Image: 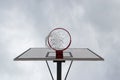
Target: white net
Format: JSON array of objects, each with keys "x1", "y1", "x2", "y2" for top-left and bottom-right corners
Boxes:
[{"x1": 48, "y1": 28, "x2": 71, "y2": 50}]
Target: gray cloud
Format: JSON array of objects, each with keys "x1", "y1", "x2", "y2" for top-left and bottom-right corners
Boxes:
[
  {"x1": 82, "y1": 0, "x2": 120, "y2": 80},
  {"x1": 0, "y1": 0, "x2": 120, "y2": 80}
]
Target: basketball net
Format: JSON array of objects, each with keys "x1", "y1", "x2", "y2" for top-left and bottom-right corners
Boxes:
[{"x1": 47, "y1": 28, "x2": 71, "y2": 59}]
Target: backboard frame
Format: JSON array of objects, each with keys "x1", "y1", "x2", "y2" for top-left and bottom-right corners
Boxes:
[
  {"x1": 14, "y1": 47, "x2": 104, "y2": 80},
  {"x1": 14, "y1": 48, "x2": 104, "y2": 61}
]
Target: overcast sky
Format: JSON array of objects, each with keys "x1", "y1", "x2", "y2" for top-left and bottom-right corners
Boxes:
[{"x1": 0, "y1": 0, "x2": 120, "y2": 80}]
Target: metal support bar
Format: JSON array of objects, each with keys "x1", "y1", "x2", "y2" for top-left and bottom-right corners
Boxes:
[
  {"x1": 46, "y1": 60, "x2": 73, "y2": 80},
  {"x1": 46, "y1": 60, "x2": 54, "y2": 80},
  {"x1": 57, "y1": 61, "x2": 62, "y2": 80},
  {"x1": 64, "y1": 60, "x2": 73, "y2": 80}
]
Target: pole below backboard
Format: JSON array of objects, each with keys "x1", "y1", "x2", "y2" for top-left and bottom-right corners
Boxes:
[{"x1": 57, "y1": 62, "x2": 62, "y2": 80}]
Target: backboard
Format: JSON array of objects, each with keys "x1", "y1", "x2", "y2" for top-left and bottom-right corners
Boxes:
[{"x1": 14, "y1": 48, "x2": 104, "y2": 61}]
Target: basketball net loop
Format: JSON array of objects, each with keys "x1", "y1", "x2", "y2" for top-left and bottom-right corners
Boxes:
[{"x1": 48, "y1": 28, "x2": 71, "y2": 59}]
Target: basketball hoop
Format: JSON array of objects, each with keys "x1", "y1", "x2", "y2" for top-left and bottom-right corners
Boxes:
[
  {"x1": 14, "y1": 28, "x2": 104, "y2": 80},
  {"x1": 47, "y1": 28, "x2": 71, "y2": 59}
]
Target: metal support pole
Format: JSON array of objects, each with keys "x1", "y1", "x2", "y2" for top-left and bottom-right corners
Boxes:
[
  {"x1": 57, "y1": 61, "x2": 62, "y2": 80},
  {"x1": 47, "y1": 60, "x2": 72, "y2": 80}
]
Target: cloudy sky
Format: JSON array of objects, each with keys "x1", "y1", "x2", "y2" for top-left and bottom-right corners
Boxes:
[{"x1": 0, "y1": 0, "x2": 120, "y2": 80}]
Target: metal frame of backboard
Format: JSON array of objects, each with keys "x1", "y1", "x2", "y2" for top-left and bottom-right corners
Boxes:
[
  {"x1": 14, "y1": 48, "x2": 104, "y2": 61},
  {"x1": 14, "y1": 48, "x2": 104, "y2": 80}
]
